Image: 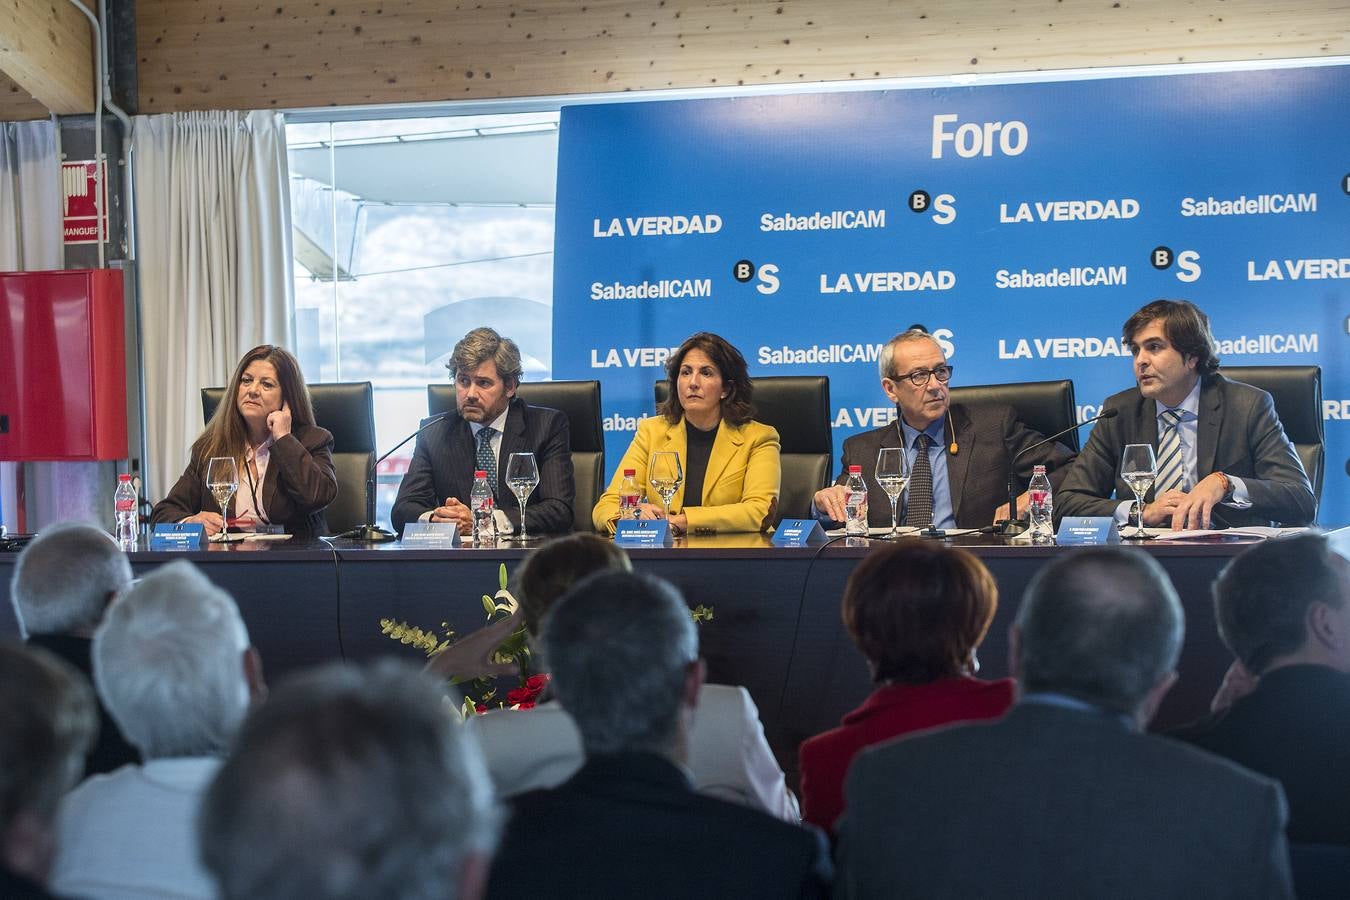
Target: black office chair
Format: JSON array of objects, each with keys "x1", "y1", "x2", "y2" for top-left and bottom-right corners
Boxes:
[
  {"x1": 1221, "y1": 365, "x2": 1325, "y2": 504},
  {"x1": 948, "y1": 379, "x2": 1080, "y2": 451},
  {"x1": 202, "y1": 382, "x2": 376, "y2": 535},
  {"x1": 428, "y1": 380, "x2": 604, "y2": 533},
  {"x1": 654, "y1": 375, "x2": 832, "y2": 523}
]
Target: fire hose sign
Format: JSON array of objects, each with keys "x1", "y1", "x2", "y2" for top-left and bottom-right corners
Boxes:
[{"x1": 62, "y1": 160, "x2": 108, "y2": 245}]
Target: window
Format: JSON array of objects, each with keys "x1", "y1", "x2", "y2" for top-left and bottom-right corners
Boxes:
[{"x1": 285, "y1": 113, "x2": 559, "y2": 527}]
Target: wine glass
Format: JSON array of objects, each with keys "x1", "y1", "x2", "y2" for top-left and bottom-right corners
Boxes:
[
  {"x1": 205, "y1": 457, "x2": 239, "y2": 543},
  {"x1": 874, "y1": 447, "x2": 910, "y2": 538},
  {"x1": 1120, "y1": 444, "x2": 1157, "y2": 539},
  {"x1": 505, "y1": 452, "x2": 541, "y2": 542},
  {"x1": 649, "y1": 451, "x2": 684, "y2": 521}
]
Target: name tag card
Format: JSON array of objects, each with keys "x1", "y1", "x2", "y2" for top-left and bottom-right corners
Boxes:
[
  {"x1": 772, "y1": 519, "x2": 827, "y2": 547},
  {"x1": 401, "y1": 522, "x2": 460, "y2": 548},
  {"x1": 150, "y1": 523, "x2": 206, "y2": 550},
  {"x1": 1056, "y1": 517, "x2": 1120, "y2": 546},
  {"x1": 615, "y1": 519, "x2": 673, "y2": 547}
]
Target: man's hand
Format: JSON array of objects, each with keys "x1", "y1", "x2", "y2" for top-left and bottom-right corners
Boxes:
[
  {"x1": 993, "y1": 491, "x2": 1032, "y2": 523},
  {"x1": 1210, "y1": 659, "x2": 1259, "y2": 713},
  {"x1": 814, "y1": 485, "x2": 848, "y2": 522},
  {"x1": 182, "y1": 511, "x2": 225, "y2": 536},
  {"x1": 266, "y1": 402, "x2": 292, "y2": 441},
  {"x1": 430, "y1": 497, "x2": 473, "y2": 529},
  {"x1": 1141, "y1": 489, "x2": 1189, "y2": 527},
  {"x1": 1142, "y1": 475, "x2": 1227, "y2": 530}
]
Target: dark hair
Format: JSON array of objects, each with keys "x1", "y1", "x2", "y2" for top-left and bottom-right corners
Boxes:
[
  {"x1": 448, "y1": 327, "x2": 523, "y2": 388},
  {"x1": 843, "y1": 540, "x2": 998, "y2": 684},
  {"x1": 1016, "y1": 548, "x2": 1183, "y2": 715},
  {"x1": 512, "y1": 534, "x2": 631, "y2": 636},
  {"x1": 659, "y1": 332, "x2": 756, "y2": 426},
  {"x1": 1214, "y1": 533, "x2": 1350, "y2": 675},
  {"x1": 1122, "y1": 299, "x2": 1220, "y2": 376},
  {"x1": 194, "y1": 345, "x2": 316, "y2": 466}
]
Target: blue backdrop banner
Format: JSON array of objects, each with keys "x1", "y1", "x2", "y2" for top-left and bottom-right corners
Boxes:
[{"x1": 553, "y1": 65, "x2": 1349, "y2": 525}]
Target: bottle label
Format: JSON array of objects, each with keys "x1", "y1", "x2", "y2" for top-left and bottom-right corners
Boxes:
[
  {"x1": 1029, "y1": 490, "x2": 1050, "y2": 505},
  {"x1": 115, "y1": 499, "x2": 135, "y2": 512}
]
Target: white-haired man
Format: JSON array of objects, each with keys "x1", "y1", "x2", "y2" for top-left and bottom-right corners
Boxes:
[{"x1": 48, "y1": 561, "x2": 264, "y2": 900}]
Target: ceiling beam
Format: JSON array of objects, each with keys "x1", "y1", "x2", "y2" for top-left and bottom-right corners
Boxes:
[{"x1": 0, "y1": 0, "x2": 95, "y2": 115}]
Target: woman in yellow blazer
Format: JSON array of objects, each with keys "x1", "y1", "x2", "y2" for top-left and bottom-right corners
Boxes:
[{"x1": 593, "y1": 332, "x2": 781, "y2": 535}]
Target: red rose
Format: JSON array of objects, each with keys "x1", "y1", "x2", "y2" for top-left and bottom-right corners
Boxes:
[
  {"x1": 516, "y1": 701, "x2": 536, "y2": 710},
  {"x1": 525, "y1": 674, "x2": 550, "y2": 693},
  {"x1": 506, "y1": 687, "x2": 533, "y2": 705},
  {"x1": 474, "y1": 704, "x2": 488, "y2": 714}
]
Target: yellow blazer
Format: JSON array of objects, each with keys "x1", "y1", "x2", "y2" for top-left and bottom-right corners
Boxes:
[{"x1": 592, "y1": 416, "x2": 781, "y2": 535}]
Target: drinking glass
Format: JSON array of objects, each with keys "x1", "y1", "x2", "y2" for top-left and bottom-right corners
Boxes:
[
  {"x1": 874, "y1": 447, "x2": 910, "y2": 538},
  {"x1": 649, "y1": 451, "x2": 684, "y2": 521},
  {"x1": 505, "y1": 452, "x2": 541, "y2": 542},
  {"x1": 1120, "y1": 443, "x2": 1157, "y2": 539},
  {"x1": 205, "y1": 457, "x2": 239, "y2": 543}
]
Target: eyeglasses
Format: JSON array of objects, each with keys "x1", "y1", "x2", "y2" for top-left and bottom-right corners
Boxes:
[{"x1": 893, "y1": 365, "x2": 953, "y2": 387}]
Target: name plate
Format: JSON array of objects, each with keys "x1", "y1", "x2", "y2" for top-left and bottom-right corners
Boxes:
[
  {"x1": 772, "y1": 519, "x2": 827, "y2": 547},
  {"x1": 149, "y1": 523, "x2": 206, "y2": 550},
  {"x1": 615, "y1": 519, "x2": 673, "y2": 547},
  {"x1": 401, "y1": 522, "x2": 460, "y2": 548},
  {"x1": 1056, "y1": 516, "x2": 1120, "y2": 546}
]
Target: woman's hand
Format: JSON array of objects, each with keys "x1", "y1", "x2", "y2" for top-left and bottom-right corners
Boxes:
[
  {"x1": 181, "y1": 511, "x2": 225, "y2": 536},
  {"x1": 266, "y1": 402, "x2": 292, "y2": 441},
  {"x1": 634, "y1": 503, "x2": 667, "y2": 520}
]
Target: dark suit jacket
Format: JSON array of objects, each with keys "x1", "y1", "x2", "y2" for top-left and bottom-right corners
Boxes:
[
  {"x1": 1173, "y1": 665, "x2": 1350, "y2": 846},
  {"x1": 390, "y1": 397, "x2": 574, "y2": 535},
  {"x1": 829, "y1": 402, "x2": 1076, "y2": 528},
  {"x1": 1056, "y1": 374, "x2": 1316, "y2": 526},
  {"x1": 27, "y1": 633, "x2": 139, "y2": 778},
  {"x1": 835, "y1": 702, "x2": 1293, "y2": 899},
  {"x1": 150, "y1": 424, "x2": 337, "y2": 538},
  {"x1": 486, "y1": 752, "x2": 831, "y2": 899}
]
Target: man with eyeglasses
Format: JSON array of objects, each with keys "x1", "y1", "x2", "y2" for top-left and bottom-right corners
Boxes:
[{"x1": 813, "y1": 328, "x2": 1076, "y2": 531}]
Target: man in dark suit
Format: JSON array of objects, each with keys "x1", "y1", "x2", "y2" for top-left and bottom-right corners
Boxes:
[
  {"x1": 391, "y1": 327, "x2": 575, "y2": 536},
  {"x1": 814, "y1": 328, "x2": 1075, "y2": 529},
  {"x1": 1057, "y1": 299, "x2": 1315, "y2": 529},
  {"x1": 835, "y1": 547, "x2": 1294, "y2": 899},
  {"x1": 486, "y1": 570, "x2": 832, "y2": 899},
  {"x1": 9, "y1": 523, "x2": 139, "y2": 778},
  {"x1": 1173, "y1": 533, "x2": 1350, "y2": 846}
]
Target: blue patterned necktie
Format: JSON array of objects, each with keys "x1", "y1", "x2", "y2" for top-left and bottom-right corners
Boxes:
[
  {"x1": 904, "y1": 433, "x2": 935, "y2": 527},
  {"x1": 1155, "y1": 408, "x2": 1186, "y2": 494},
  {"x1": 475, "y1": 426, "x2": 498, "y2": 497}
]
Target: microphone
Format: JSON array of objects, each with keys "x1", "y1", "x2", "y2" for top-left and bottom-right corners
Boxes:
[
  {"x1": 992, "y1": 408, "x2": 1118, "y2": 536},
  {"x1": 339, "y1": 413, "x2": 449, "y2": 543}
]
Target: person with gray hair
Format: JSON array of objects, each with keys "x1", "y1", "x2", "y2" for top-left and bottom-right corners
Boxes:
[
  {"x1": 48, "y1": 560, "x2": 264, "y2": 900},
  {"x1": 198, "y1": 660, "x2": 499, "y2": 900},
  {"x1": 391, "y1": 325, "x2": 575, "y2": 537},
  {"x1": 1174, "y1": 533, "x2": 1350, "y2": 846},
  {"x1": 0, "y1": 642, "x2": 97, "y2": 899},
  {"x1": 9, "y1": 522, "x2": 138, "y2": 777},
  {"x1": 835, "y1": 547, "x2": 1295, "y2": 899},
  {"x1": 486, "y1": 570, "x2": 831, "y2": 898},
  {"x1": 812, "y1": 326, "x2": 1074, "y2": 530}
]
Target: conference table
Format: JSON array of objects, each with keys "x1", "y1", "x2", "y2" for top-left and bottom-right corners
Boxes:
[{"x1": 0, "y1": 531, "x2": 1263, "y2": 782}]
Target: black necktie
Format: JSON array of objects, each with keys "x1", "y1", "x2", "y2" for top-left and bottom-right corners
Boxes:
[{"x1": 905, "y1": 433, "x2": 934, "y2": 527}]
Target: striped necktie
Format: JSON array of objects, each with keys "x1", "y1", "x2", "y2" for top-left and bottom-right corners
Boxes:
[
  {"x1": 904, "y1": 433, "x2": 935, "y2": 527},
  {"x1": 475, "y1": 426, "x2": 498, "y2": 497},
  {"x1": 1154, "y1": 408, "x2": 1187, "y2": 493}
]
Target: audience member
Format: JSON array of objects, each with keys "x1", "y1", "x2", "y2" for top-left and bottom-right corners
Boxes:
[
  {"x1": 486, "y1": 570, "x2": 831, "y2": 898},
  {"x1": 462, "y1": 533, "x2": 799, "y2": 820},
  {"x1": 49, "y1": 561, "x2": 263, "y2": 900},
  {"x1": 199, "y1": 660, "x2": 498, "y2": 900},
  {"x1": 0, "y1": 641, "x2": 97, "y2": 899},
  {"x1": 9, "y1": 522, "x2": 139, "y2": 776},
  {"x1": 1173, "y1": 533, "x2": 1350, "y2": 845},
  {"x1": 798, "y1": 540, "x2": 1013, "y2": 833},
  {"x1": 835, "y1": 547, "x2": 1294, "y2": 899}
]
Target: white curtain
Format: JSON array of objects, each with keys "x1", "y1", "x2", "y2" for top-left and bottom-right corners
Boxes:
[
  {"x1": 0, "y1": 119, "x2": 63, "y2": 532},
  {"x1": 133, "y1": 110, "x2": 294, "y2": 501}
]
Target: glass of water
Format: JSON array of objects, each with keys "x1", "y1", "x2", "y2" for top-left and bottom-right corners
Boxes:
[
  {"x1": 505, "y1": 452, "x2": 541, "y2": 542},
  {"x1": 874, "y1": 447, "x2": 909, "y2": 538},
  {"x1": 1120, "y1": 443, "x2": 1157, "y2": 539}
]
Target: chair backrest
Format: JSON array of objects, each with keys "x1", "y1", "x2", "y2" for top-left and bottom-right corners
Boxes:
[
  {"x1": 947, "y1": 379, "x2": 1080, "y2": 452},
  {"x1": 1220, "y1": 365, "x2": 1324, "y2": 502},
  {"x1": 427, "y1": 380, "x2": 604, "y2": 533},
  {"x1": 654, "y1": 375, "x2": 832, "y2": 522},
  {"x1": 202, "y1": 382, "x2": 375, "y2": 535}
]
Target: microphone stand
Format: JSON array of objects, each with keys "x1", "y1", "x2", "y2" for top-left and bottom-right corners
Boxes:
[
  {"x1": 991, "y1": 408, "x2": 1118, "y2": 536},
  {"x1": 341, "y1": 413, "x2": 448, "y2": 543}
]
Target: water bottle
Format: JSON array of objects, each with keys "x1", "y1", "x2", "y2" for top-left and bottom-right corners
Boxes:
[
  {"x1": 618, "y1": 469, "x2": 642, "y2": 519},
  {"x1": 844, "y1": 465, "x2": 869, "y2": 536},
  {"x1": 1028, "y1": 465, "x2": 1054, "y2": 545},
  {"x1": 114, "y1": 474, "x2": 137, "y2": 550},
  {"x1": 470, "y1": 470, "x2": 495, "y2": 546}
]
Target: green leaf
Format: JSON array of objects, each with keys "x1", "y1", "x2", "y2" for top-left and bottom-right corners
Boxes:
[
  {"x1": 480, "y1": 593, "x2": 496, "y2": 618},
  {"x1": 499, "y1": 562, "x2": 509, "y2": 592}
]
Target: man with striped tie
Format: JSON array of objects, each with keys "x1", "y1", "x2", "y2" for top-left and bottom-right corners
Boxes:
[{"x1": 1057, "y1": 300, "x2": 1316, "y2": 529}]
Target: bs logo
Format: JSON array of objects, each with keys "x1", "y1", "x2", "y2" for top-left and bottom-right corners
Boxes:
[
  {"x1": 734, "y1": 260, "x2": 779, "y2": 295},
  {"x1": 1150, "y1": 246, "x2": 1201, "y2": 283},
  {"x1": 908, "y1": 190, "x2": 956, "y2": 225}
]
